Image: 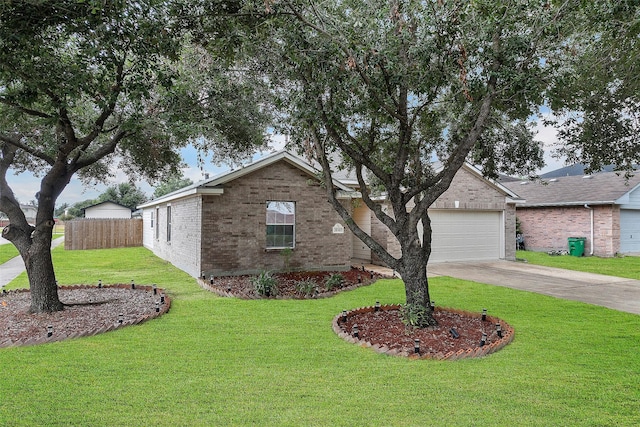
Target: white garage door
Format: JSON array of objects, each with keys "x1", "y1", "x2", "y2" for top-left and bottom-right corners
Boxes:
[
  {"x1": 421, "y1": 210, "x2": 502, "y2": 262},
  {"x1": 352, "y1": 205, "x2": 372, "y2": 261},
  {"x1": 620, "y1": 209, "x2": 640, "y2": 253}
]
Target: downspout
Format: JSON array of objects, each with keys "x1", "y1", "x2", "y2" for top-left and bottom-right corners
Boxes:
[{"x1": 584, "y1": 204, "x2": 594, "y2": 255}]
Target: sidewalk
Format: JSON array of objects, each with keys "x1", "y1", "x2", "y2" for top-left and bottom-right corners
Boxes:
[{"x1": 0, "y1": 237, "x2": 65, "y2": 288}]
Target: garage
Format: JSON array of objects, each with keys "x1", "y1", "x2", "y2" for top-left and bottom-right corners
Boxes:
[
  {"x1": 620, "y1": 209, "x2": 640, "y2": 253},
  {"x1": 421, "y1": 210, "x2": 503, "y2": 262}
]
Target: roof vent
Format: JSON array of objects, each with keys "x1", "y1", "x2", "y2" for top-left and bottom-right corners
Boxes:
[
  {"x1": 582, "y1": 175, "x2": 592, "y2": 179},
  {"x1": 519, "y1": 181, "x2": 528, "y2": 185},
  {"x1": 549, "y1": 178, "x2": 558, "y2": 182},
  {"x1": 204, "y1": 173, "x2": 210, "y2": 179}
]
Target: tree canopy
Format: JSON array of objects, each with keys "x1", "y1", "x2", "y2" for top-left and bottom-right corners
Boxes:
[
  {"x1": 153, "y1": 174, "x2": 193, "y2": 198},
  {"x1": 549, "y1": 1, "x2": 640, "y2": 174},
  {"x1": 237, "y1": 0, "x2": 596, "y2": 325},
  {"x1": 0, "y1": 0, "x2": 269, "y2": 312}
]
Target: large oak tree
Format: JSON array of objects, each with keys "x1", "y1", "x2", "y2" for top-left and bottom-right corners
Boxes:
[
  {"x1": 241, "y1": 0, "x2": 592, "y2": 326},
  {"x1": 0, "y1": 0, "x2": 267, "y2": 312}
]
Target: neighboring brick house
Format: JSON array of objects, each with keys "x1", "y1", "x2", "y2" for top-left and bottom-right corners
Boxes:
[
  {"x1": 502, "y1": 170, "x2": 640, "y2": 256},
  {"x1": 139, "y1": 151, "x2": 522, "y2": 278}
]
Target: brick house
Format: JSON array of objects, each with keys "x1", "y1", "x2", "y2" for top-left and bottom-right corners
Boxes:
[
  {"x1": 138, "y1": 151, "x2": 355, "y2": 277},
  {"x1": 139, "y1": 151, "x2": 522, "y2": 278},
  {"x1": 502, "y1": 171, "x2": 640, "y2": 256},
  {"x1": 348, "y1": 163, "x2": 522, "y2": 265}
]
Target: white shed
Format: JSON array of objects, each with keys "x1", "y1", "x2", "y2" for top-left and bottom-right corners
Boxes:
[{"x1": 83, "y1": 201, "x2": 132, "y2": 219}]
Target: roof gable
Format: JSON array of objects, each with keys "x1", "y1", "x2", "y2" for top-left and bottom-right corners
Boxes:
[
  {"x1": 138, "y1": 151, "x2": 353, "y2": 208},
  {"x1": 83, "y1": 201, "x2": 132, "y2": 212}
]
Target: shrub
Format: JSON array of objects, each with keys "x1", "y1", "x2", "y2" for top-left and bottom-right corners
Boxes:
[
  {"x1": 295, "y1": 279, "x2": 317, "y2": 296},
  {"x1": 400, "y1": 303, "x2": 431, "y2": 328},
  {"x1": 251, "y1": 271, "x2": 278, "y2": 297},
  {"x1": 325, "y1": 273, "x2": 344, "y2": 291}
]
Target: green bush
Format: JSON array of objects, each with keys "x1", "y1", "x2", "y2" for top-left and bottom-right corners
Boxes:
[
  {"x1": 295, "y1": 279, "x2": 317, "y2": 296},
  {"x1": 250, "y1": 271, "x2": 278, "y2": 297},
  {"x1": 325, "y1": 273, "x2": 344, "y2": 291},
  {"x1": 400, "y1": 302, "x2": 431, "y2": 328}
]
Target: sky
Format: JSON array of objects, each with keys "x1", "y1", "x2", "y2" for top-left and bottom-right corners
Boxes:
[{"x1": 5, "y1": 121, "x2": 566, "y2": 208}]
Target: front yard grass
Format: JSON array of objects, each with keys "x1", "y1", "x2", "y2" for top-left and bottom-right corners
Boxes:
[
  {"x1": 517, "y1": 249, "x2": 640, "y2": 280},
  {"x1": 1, "y1": 247, "x2": 639, "y2": 426},
  {"x1": 0, "y1": 243, "x2": 19, "y2": 264}
]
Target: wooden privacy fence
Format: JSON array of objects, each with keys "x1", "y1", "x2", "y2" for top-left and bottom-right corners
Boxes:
[{"x1": 65, "y1": 218, "x2": 143, "y2": 250}]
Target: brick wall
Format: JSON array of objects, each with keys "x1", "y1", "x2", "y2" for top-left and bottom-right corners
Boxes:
[
  {"x1": 148, "y1": 197, "x2": 203, "y2": 277},
  {"x1": 516, "y1": 205, "x2": 619, "y2": 256},
  {"x1": 200, "y1": 160, "x2": 352, "y2": 276}
]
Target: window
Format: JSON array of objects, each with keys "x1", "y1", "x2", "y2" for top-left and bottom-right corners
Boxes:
[
  {"x1": 166, "y1": 205, "x2": 172, "y2": 242},
  {"x1": 266, "y1": 201, "x2": 295, "y2": 249},
  {"x1": 150, "y1": 211, "x2": 154, "y2": 228},
  {"x1": 155, "y1": 207, "x2": 160, "y2": 240}
]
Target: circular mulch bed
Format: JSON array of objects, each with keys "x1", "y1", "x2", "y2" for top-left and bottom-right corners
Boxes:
[
  {"x1": 0, "y1": 285, "x2": 171, "y2": 348},
  {"x1": 333, "y1": 304, "x2": 514, "y2": 360},
  {"x1": 199, "y1": 267, "x2": 383, "y2": 299}
]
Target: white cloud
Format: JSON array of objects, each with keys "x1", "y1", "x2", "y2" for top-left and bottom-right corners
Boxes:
[{"x1": 531, "y1": 116, "x2": 567, "y2": 174}]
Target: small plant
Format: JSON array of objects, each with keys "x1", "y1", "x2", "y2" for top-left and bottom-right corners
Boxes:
[
  {"x1": 400, "y1": 302, "x2": 432, "y2": 329},
  {"x1": 251, "y1": 271, "x2": 278, "y2": 297},
  {"x1": 325, "y1": 273, "x2": 344, "y2": 291},
  {"x1": 295, "y1": 279, "x2": 317, "y2": 296}
]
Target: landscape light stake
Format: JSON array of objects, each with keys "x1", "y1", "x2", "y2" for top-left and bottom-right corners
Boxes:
[
  {"x1": 160, "y1": 294, "x2": 165, "y2": 304},
  {"x1": 358, "y1": 275, "x2": 362, "y2": 283},
  {"x1": 342, "y1": 310, "x2": 348, "y2": 323},
  {"x1": 449, "y1": 328, "x2": 460, "y2": 339},
  {"x1": 352, "y1": 324, "x2": 359, "y2": 338},
  {"x1": 361, "y1": 265, "x2": 365, "y2": 271},
  {"x1": 430, "y1": 301, "x2": 435, "y2": 310},
  {"x1": 47, "y1": 325, "x2": 53, "y2": 338},
  {"x1": 482, "y1": 308, "x2": 487, "y2": 321},
  {"x1": 414, "y1": 339, "x2": 420, "y2": 354},
  {"x1": 153, "y1": 284, "x2": 157, "y2": 295},
  {"x1": 155, "y1": 302, "x2": 160, "y2": 313},
  {"x1": 131, "y1": 279, "x2": 135, "y2": 290},
  {"x1": 370, "y1": 272, "x2": 373, "y2": 279},
  {"x1": 375, "y1": 301, "x2": 380, "y2": 312},
  {"x1": 496, "y1": 324, "x2": 502, "y2": 338},
  {"x1": 118, "y1": 314, "x2": 124, "y2": 324},
  {"x1": 98, "y1": 279, "x2": 102, "y2": 288},
  {"x1": 210, "y1": 275, "x2": 214, "y2": 285},
  {"x1": 480, "y1": 333, "x2": 487, "y2": 347}
]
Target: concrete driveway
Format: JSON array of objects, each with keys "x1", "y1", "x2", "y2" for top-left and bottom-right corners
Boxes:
[{"x1": 428, "y1": 260, "x2": 640, "y2": 315}]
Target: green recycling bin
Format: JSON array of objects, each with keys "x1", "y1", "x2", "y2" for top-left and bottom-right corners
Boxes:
[{"x1": 568, "y1": 237, "x2": 586, "y2": 257}]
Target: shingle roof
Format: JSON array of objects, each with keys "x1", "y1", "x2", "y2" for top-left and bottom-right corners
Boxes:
[{"x1": 502, "y1": 172, "x2": 640, "y2": 206}]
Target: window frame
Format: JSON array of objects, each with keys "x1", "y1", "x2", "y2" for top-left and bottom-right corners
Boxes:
[{"x1": 266, "y1": 201, "x2": 295, "y2": 249}]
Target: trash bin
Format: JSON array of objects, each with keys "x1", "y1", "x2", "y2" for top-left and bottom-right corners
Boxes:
[{"x1": 568, "y1": 237, "x2": 586, "y2": 257}]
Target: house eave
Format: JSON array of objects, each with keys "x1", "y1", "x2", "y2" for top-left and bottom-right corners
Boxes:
[
  {"x1": 516, "y1": 201, "x2": 615, "y2": 208},
  {"x1": 137, "y1": 188, "x2": 224, "y2": 209}
]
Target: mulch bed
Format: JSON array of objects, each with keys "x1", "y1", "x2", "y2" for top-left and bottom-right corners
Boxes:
[
  {"x1": 0, "y1": 285, "x2": 171, "y2": 348},
  {"x1": 334, "y1": 304, "x2": 514, "y2": 360},
  {"x1": 199, "y1": 267, "x2": 384, "y2": 299}
]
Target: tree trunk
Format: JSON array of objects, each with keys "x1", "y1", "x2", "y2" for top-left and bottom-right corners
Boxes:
[
  {"x1": 395, "y1": 223, "x2": 437, "y2": 327},
  {"x1": 25, "y1": 229, "x2": 63, "y2": 313}
]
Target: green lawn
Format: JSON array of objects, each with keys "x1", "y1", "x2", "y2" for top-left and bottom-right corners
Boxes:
[
  {"x1": 517, "y1": 250, "x2": 640, "y2": 280},
  {"x1": 0, "y1": 243, "x2": 19, "y2": 264},
  {"x1": 0, "y1": 234, "x2": 63, "y2": 264},
  {"x1": 1, "y1": 247, "x2": 639, "y2": 426}
]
